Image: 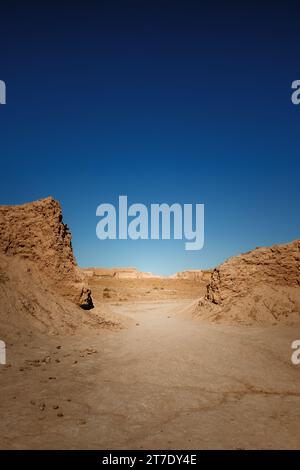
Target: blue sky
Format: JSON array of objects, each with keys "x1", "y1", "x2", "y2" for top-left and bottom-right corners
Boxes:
[{"x1": 0, "y1": 1, "x2": 300, "y2": 275}]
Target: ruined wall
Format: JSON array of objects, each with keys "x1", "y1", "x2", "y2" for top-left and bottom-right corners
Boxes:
[
  {"x1": 0, "y1": 197, "x2": 93, "y2": 309},
  {"x1": 206, "y1": 239, "x2": 300, "y2": 305}
]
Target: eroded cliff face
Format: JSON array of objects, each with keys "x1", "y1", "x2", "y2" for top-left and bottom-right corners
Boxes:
[
  {"x1": 206, "y1": 239, "x2": 300, "y2": 305},
  {"x1": 190, "y1": 239, "x2": 300, "y2": 325},
  {"x1": 0, "y1": 197, "x2": 93, "y2": 309},
  {"x1": 171, "y1": 270, "x2": 212, "y2": 281}
]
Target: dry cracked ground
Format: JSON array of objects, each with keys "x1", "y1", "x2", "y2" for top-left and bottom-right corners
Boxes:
[{"x1": 1, "y1": 278, "x2": 300, "y2": 450}]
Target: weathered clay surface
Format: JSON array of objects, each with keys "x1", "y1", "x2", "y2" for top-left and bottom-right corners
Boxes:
[
  {"x1": 192, "y1": 239, "x2": 300, "y2": 325},
  {"x1": 0, "y1": 197, "x2": 93, "y2": 309}
]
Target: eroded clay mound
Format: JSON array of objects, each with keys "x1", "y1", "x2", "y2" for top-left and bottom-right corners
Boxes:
[
  {"x1": 82, "y1": 267, "x2": 161, "y2": 279},
  {"x1": 195, "y1": 239, "x2": 300, "y2": 325},
  {"x1": 0, "y1": 197, "x2": 93, "y2": 309},
  {"x1": 0, "y1": 254, "x2": 125, "y2": 337},
  {"x1": 206, "y1": 239, "x2": 300, "y2": 305},
  {"x1": 193, "y1": 285, "x2": 300, "y2": 325},
  {"x1": 170, "y1": 270, "x2": 212, "y2": 281}
]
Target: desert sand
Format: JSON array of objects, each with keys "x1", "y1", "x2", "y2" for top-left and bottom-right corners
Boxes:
[{"x1": 0, "y1": 197, "x2": 300, "y2": 449}]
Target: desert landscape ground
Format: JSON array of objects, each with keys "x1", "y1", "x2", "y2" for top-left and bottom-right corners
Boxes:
[{"x1": 0, "y1": 197, "x2": 300, "y2": 449}]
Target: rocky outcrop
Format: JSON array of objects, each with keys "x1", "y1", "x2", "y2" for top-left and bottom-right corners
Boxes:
[
  {"x1": 206, "y1": 239, "x2": 300, "y2": 305},
  {"x1": 113, "y1": 268, "x2": 160, "y2": 279},
  {"x1": 0, "y1": 197, "x2": 93, "y2": 309},
  {"x1": 171, "y1": 270, "x2": 212, "y2": 281},
  {"x1": 194, "y1": 239, "x2": 300, "y2": 325},
  {"x1": 81, "y1": 267, "x2": 161, "y2": 279}
]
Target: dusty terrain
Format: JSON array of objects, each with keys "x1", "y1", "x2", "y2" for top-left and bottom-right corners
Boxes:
[
  {"x1": 88, "y1": 276, "x2": 207, "y2": 303},
  {"x1": 1, "y1": 293, "x2": 300, "y2": 449},
  {"x1": 1, "y1": 197, "x2": 300, "y2": 449}
]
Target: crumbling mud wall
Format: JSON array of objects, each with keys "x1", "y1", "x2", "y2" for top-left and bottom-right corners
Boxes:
[
  {"x1": 0, "y1": 197, "x2": 93, "y2": 309},
  {"x1": 193, "y1": 239, "x2": 300, "y2": 325},
  {"x1": 206, "y1": 239, "x2": 300, "y2": 305}
]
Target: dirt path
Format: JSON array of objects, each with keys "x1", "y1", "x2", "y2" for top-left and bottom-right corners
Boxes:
[{"x1": 1, "y1": 300, "x2": 300, "y2": 449}]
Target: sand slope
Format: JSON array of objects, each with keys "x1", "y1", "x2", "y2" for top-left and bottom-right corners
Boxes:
[{"x1": 0, "y1": 253, "x2": 126, "y2": 340}]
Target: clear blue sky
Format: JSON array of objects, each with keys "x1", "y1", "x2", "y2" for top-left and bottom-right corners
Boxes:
[{"x1": 0, "y1": 1, "x2": 300, "y2": 275}]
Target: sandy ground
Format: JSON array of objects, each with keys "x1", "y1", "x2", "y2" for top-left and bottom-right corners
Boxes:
[
  {"x1": 1, "y1": 292, "x2": 300, "y2": 450},
  {"x1": 88, "y1": 277, "x2": 205, "y2": 303}
]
